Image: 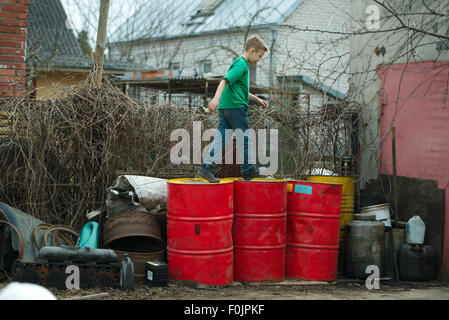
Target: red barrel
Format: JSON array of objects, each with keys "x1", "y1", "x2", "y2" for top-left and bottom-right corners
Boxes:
[
  {"x1": 286, "y1": 180, "x2": 342, "y2": 280},
  {"x1": 233, "y1": 179, "x2": 287, "y2": 282},
  {"x1": 167, "y1": 178, "x2": 233, "y2": 286}
]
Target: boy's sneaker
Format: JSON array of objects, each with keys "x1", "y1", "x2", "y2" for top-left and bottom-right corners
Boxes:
[
  {"x1": 197, "y1": 166, "x2": 220, "y2": 183},
  {"x1": 242, "y1": 167, "x2": 262, "y2": 181}
]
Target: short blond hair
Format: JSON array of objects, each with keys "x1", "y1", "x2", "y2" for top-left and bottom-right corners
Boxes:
[{"x1": 245, "y1": 35, "x2": 268, "y2": 52}]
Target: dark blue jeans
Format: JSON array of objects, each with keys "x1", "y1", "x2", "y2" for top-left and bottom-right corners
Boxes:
[{"x1": 202, "y1": 106, "x2": 255, "y2": 175}]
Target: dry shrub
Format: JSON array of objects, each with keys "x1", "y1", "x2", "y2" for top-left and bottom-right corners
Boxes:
[{"x1": 0, "y1": 71, "x2": 357, "y2": 229}]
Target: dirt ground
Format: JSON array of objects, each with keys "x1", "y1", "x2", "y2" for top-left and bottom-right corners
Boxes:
[{"x1": 2, "y1": 277, "x2": 448, "y2": 301}]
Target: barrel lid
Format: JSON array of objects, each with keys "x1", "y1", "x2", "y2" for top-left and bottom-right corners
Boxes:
[
  {"x1": 167, "y1": 178, "x2": 232, "y2": 185},
  {"x1": 354, "y1": 213, "x2": 376, "y2": 221},
  {"x1": 286, "y1": 179, "x2": 343, "y2": 186},
  {"x1": 235, "y1": 177, "x2": 286, "y2": 183}
]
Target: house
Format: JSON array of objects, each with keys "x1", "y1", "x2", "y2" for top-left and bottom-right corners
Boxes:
[
  {"x1": 348, "y1": 0, "x2": 449, "y2": 279},
  {"x1": 26, "y1": 0, "x2": 153, "y2": 100},
  {"x1": 107, "y1": 0, "x2": 349, "y2": 110}
]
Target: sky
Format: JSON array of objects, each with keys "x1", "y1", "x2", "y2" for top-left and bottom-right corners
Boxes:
[{"x1": 60, "y1": 0, "x2": 145, "y2": 47}]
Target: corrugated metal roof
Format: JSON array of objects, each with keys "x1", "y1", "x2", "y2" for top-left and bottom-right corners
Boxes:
[{"x1": 109, "y1": 0, "x2": 303, "y2": 43}]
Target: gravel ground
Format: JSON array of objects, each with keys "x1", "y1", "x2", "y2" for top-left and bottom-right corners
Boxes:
[{"x1": 1, "y1": 277, "x2": 446, "y2": 301}]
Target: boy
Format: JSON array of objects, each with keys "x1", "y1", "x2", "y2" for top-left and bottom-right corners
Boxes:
[{"x1": 197, "y1": 35, "x2": 268, "y2": 183}]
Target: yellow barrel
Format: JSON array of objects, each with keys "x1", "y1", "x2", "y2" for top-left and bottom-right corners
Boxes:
[{"x1": 306, "y1": 175, "x2": 354, "y2": 240}]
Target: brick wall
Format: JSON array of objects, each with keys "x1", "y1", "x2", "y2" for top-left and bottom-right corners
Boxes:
[{"x1": 0, "y1": 0, "x2": 27, "y2": 98}]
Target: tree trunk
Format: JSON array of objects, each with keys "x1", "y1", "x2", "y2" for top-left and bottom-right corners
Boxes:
[{"x1": 93, "y1": 0, "x2": 110, "y2": 88}]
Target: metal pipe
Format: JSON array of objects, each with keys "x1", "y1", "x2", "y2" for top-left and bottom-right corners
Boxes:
[{"x1": 392, "y1": 127, "x2": 399, "y2": 222}]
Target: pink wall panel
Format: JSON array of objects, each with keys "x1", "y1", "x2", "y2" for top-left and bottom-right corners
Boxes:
[{"x1": 377, "y1": 61, "x2": 449, "y2": 279}]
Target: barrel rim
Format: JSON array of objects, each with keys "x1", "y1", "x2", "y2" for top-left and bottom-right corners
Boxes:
[
  {"x1": 306, "y1": 175, "x2": 354, "y2": 179},
  {"x1": 104, "y1": 232, "x2": 165, "y2": 249},
  {"x1": 286, "y1": 179, "x2": 343, "y2": 186},
  {"x1": 233, "y1": 244, "x2": 286, "y2": 250},
  {"x1": 167, "y1": 214, "x2": 233, "y2": 221},
  {"x1": 111, "y1": 248, "x2": 165, "y2": 257},
  {"x1": 234, "y1": 178, "x2": 287, "y2": 183},
  {"x1": 167, "y1": 177, "x2": 233, "y2": 185},
  {"x1": 167, "y1": 247, "x2": 233, "y2": 255},
  {"x1": 286, "y1": 243, "x2": 339, "y2": 250},
  {"x1": 234, "y1": 211, "x2": 287, "y2": 219},
  {"x1": 287, "y1": 211, "x2": 341, "y2": 219}
]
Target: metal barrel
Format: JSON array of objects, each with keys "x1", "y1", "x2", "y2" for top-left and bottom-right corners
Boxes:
[
  {"x1": 286, "y1": 180, "x2": 342, "y2": 280},
  {"x1": 233, "y1": 178, "x2": 287, "y2": 282},
  {"x1": 306, "y1": 175, "x2": 354, "y2": 240},
  {"x1": 103, "y1": 205, "x2": 165, "y2": 282},
  {"x1": 306, "y1": 175, "x2": 354, "y2": 275},
  {"x1": 167, "y1": 178, "x2": 233, "y2": 286}
]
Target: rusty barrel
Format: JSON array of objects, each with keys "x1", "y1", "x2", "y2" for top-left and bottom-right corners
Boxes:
[
  {"x1": 233, "y1": 178, "x2": 287, "y2": 282},
  {"x1": 103, "y1": 205, "x2": 165, "y2": 282},
  {"x1": 286, "y1": 180, "x2": 342, "y2": 280},
  {"x1": 167, "y1": 178, "x2": 233, "y2": 286}
]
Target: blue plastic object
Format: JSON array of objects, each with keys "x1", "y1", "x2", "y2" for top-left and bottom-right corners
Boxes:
[{"x1": 77, "y1": 222, "x2": 100, "y2": 248}]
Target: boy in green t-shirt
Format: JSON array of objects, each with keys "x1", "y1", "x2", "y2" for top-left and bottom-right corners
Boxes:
[{"x1": 197, "y1": 35, "x2": 268, "y2": 183}]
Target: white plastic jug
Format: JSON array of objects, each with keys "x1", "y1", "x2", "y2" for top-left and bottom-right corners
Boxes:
[{"x1": 406, "y1": 215, "x2": 425, "y2": 245}]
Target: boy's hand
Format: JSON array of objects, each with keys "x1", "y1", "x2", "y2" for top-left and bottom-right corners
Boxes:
[
  {"x1": 257, "y1": 97, "x2": 268, "y2": 108},
  {"x1": 208, "y1": 97, "x2": 220, "y2": 112}
]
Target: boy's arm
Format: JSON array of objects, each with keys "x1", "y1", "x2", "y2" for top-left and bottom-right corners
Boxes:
[
  {"x1": 207, "y1": 79, "x2": 228, "y2": 112},
  {"x1": 249, "y1": 93, "x2": 268, "y2": 108}
]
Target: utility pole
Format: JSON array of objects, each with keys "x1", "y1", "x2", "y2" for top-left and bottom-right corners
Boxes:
[{"x1": 93, "y1": 0, "x2": 110, "y2": 88}]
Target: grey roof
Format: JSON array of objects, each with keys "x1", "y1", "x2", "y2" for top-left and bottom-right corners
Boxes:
[
  {"x1": 278, "y1": 75, "x2": 346, "y2": 100},
  {"x1": 43, "y1": 54, "x2": 153, "y2": 72},
  {"x1": 109, "y1": 0, "x2": 304, "y2": 43},
  {"x1": 27, "y1": 0, "x2": 153, "y2": 71},
  {"x1": 298, "y1": 75, "x2": 346, "y2": 100},
  {"x1": 27, "y1": 0, "x2": 83, "y2": 58}
]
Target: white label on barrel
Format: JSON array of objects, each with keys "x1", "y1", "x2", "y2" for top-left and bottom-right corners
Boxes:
[{"x1": 147, "y1": 270, "x2": 153, "y2": 281}]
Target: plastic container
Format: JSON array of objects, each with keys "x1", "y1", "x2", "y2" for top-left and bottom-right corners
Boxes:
[
  {"x1": 120, "y1": 254, "x2": 134, "y2": 291},
  {"x1": 406, "y1": 216, "x2": 425, "y2": 245},
  {"x1": 77, "y1": 221, "x2": 100, "y2": 248},
  {"x1": 397, "y1": 244, "x2": 438, "y2": 281},
  {"x1": 146, "y1": 261, "x2": 168, "y2": 287},
  {"x1": 345, "y1": 213, "x2": 385, "y2": 279}
]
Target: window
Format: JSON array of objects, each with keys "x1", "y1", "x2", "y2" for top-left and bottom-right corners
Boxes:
[
  {"x1": 169, "y1": 62, "x2": 180, "y2": 70},
  {"x1": 202, "y1": 60, "x2": 212, "y2": 74}
]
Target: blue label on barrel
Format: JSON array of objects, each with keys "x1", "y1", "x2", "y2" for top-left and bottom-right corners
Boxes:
[{"x1": 294, "y1": 184, "x2": 312, "y2": 195}]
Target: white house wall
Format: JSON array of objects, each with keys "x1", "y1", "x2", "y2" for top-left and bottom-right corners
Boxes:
[
  {"x1": 277, "y1": 0, "x2": 350, "y2": 95},
  {"x1": 108, "y1": 0, "x2": 350, "y2": 109},
  {"x1": 109, "y1": 30, "x2": 273, "y2": 87}
]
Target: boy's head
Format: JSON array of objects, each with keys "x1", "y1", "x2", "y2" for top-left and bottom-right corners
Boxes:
[{"x1": 244, "y1": 35, "x2": 268, "y2": 64}]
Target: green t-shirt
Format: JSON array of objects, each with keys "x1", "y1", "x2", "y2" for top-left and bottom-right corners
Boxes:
[{"x1": 218, "y1": 56, "x2": 249, "y2": 109}]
